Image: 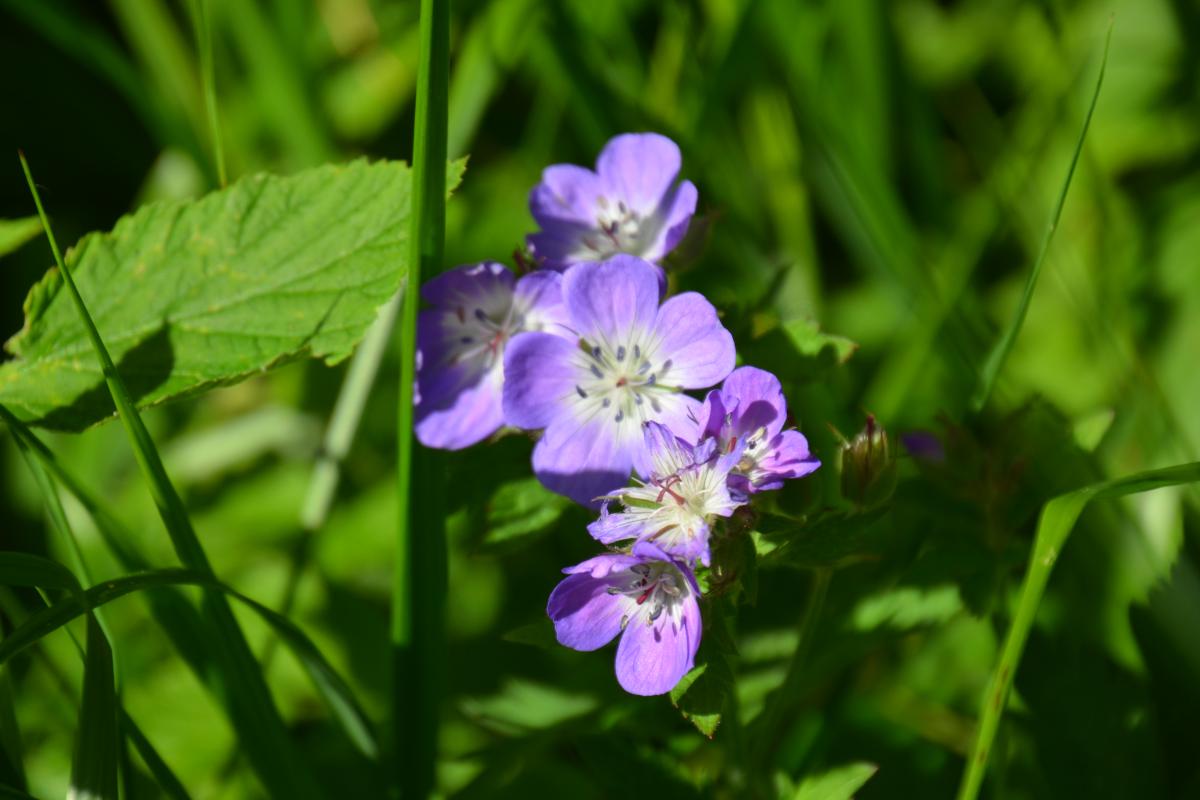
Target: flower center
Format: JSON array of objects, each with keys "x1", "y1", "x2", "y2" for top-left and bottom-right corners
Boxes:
[
  {"x1": 610, "y1": 562, "x2": 685, "y2": 626},
  {"x1": 449, "y1": 302, "x2": 521, "y2": 370},
  {"x1": 572, "y1": 339, "x2": 675, "y2": 428},
  {"x1": 582, "y1": 196, "x2": 645, "y2": 257}
]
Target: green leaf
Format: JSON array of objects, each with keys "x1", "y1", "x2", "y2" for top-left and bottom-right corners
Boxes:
[
  {"x1": 0, "y1": 218, "x2": 42, "y2": 259},
  {"x1": 0, "y1": 550, "x2": 81, "y2": 593},
  {"x1": 781, "y1": 318, "x2": 858, "y2": 365},
  {"x1": 757, "y1": 509, "x2": 888, "y2": 569},
  {"x1": 669, "y1": 660, "x2": 730, "y2": 738},
  {"x1": 0, "y1": 559, "x2": 379, "y2": 761},
  {"x1": 484, "y1": 477, "x2": 572, "y2": 549},
  {"x1": 958, "y1": 461, "x2": 1200, "y2": 800},
  {"x1": 0, "y1": 158, "x2": 466, "y2": 431},
  {"x1": 793, "y1": 762, "x2": 878, "y2": 800}
]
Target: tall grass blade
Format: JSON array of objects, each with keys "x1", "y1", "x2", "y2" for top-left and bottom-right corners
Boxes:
[
  {"x1": 0, "y1": 669, "x2": 26, "y2": 792},
  {"x1": 120, "y1": 712, "x2": 193, "y2": 800},
  {"x1": 957, "y1": 461, "x2": 1200, "y2": 799},
  {"x1": 969, "y1": 24, "x2": 1111, "y2": 411},
  {"x1": 17, "y1": 154, "x2": 318, "y2": 798},
  {"x1": 393, "y1": 0, "x2": 450, "y2": 795},
  {"x1": 0, "y1": 556, "x2": 376, "y2": 761},
  {"x1": 187, "y1": 0, "x2": 226, "y2": 187}
]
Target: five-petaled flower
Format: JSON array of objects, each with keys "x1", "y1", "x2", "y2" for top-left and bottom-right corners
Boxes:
[
  {"x1": 416, "y1": 262, "x2": 569, "y2": 450},
  {"x1": 503, "y1": 254, "x2": 735, "y2": 506},
  {"x1": 527, "y1": 132, "x2": 698, "y2": 273},
  {"x1": 698, "y1": 366, "x2": 821, "y2": 499},
  {"x1": 547, "y1": 541, "x2": 702, "y2": 696},
  {"x1": 589, "y1": 422, "x2": 743, "y2": 566}
]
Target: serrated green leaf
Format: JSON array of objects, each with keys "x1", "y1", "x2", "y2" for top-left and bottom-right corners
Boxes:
[
  {"x1": 0, "y1": 158, "x2": 466, "y2": 431},
  {"x1": 0, "y1": 218, "x2": 42, "y2": 259},
  {"x1": 758, "y1": 509, "x2": 888, "y2": 569},
  {"x1": 781, "y1": 318, "x2": 858, "y2": 364},
  {"x1": 793, "y1": 762, "x2": 878, "y2": 800}
]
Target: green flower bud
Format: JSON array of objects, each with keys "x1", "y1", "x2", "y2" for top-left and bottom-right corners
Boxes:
[{"x1": 840, "y1": 415, "x2": 897, "y2": 509}]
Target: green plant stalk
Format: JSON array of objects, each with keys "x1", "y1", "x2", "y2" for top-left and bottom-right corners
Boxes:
[
  {"x1": 18, "y1": 154, "x2": 318, "y2": 799},
  {"x1": 957, "y1": 461, "x2": 1200, "y2": 800},
  {"x1": 188, "y1": 0, "x2": 226, "y2": 187},
  {"x1": 392, "y1": 0, "x2": 450, "y2": 795},
  {"x1": 970, "y1": 23, "x2": 1111, "y2": 411}
]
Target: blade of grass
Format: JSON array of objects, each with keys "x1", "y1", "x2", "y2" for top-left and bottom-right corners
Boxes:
[
  {"x1": 18, "y1": 154, "x2": 319, "y2": 798},
  {"x1": 0, "y1": 555, "x2": 377, "y2": 761},
  {"x1": 969, "y1": 23, "x2": 1112, "y2": 411},
  {"x1": 393, "y1": 0, "x2": 450, "y2": 795},
  {"x1": 13, "y1": 424, "x2": 118, "y2": 800},
  {"x1": 957, "y1": 461, "x2": 1200, "y2": 800},
  {"x1": 121, "y1": 712, "x2": 193, "y2": 800},
  {"x1": 187, "y1": 0, "x2": 226, "y2": 187}
]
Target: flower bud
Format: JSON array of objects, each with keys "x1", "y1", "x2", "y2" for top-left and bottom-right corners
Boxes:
[{"x1": 840, "y1": 415, "x2": 897, "y2": 508}]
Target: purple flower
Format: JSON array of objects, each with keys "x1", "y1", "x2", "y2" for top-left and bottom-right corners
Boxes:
[
  {"x1": 547, "y1": 541, "x2": 701, "y2": 696},
  {"x1": 527, "y1": 133, "x2": 698, "y2": 272},
  {"x1": 503, "y1": 255, "x2": 736, "y2": 506},
  {"x1": 588, "y1": 422, "x2": 743, "y2": 566},
  {"x1": 416, "y1": 262, "x2": 569, "y2": 450},
  {"x1": 699, "y1": 366, "x2": 821, "y2": 498}
]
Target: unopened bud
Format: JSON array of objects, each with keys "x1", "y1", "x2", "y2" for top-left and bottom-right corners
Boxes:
[{"x1": 840, "y1": 415, "x2": 897, "y2": 508}]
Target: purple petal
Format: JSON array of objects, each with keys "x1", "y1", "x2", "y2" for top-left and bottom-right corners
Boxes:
[
  {"x1": 526, "y1": 228, "x2": 592, "y2": 272},
  {"x1": 562, "y1": 552, "x2": 641, "y2": 577},
  {"x1": 587, "y1": 502, "x2": 649, "y2": 546},
  {"x1": 654, "y1": 179, "x2": 699, "y2": 257},
  {"x1": 415, "y1": 365, "x2": 504, "y2": 450},
  {"x1": 642, "y1": 421, "x2": 697, "y2": 478},
  {"x1": 420, "y1": 262, "x2": 513, "y2": 307},
  {"x1": 631, "y1": 393, "x2": 705, "y2": 478},
  {"x1": 722, "y1": 366, "x2": 788, "y2": 439},
  {"x1": 513, "y1": 269, "x2": 570, "y2": 333},
  {"x1": 502, "y1": 332, "x2": 578, "y2": 430},
  {"x1": 652, "y1": 292, "x2": 735, "y2": 388},
  {"x1": 595, "y1": 133, "x2": 682, "y2": 215},
  {"x1": 547, "y1": 572, "x2": 634, "y2": 652},
  {"x1": 562, "y1": 256, "x2": 660, "y2": 344},
  {"x1": 532, "y1": 414, "x2": 638, "y2": 507},
  {"x1": 529, "y1": 164, "x2": 604, "y2": 227},
  {"x1": 750, "y1": 430, "x2": 821, "y2": 491},
  {"x1": 614, "y1": 592, "x2": 701, "y2": 696}
]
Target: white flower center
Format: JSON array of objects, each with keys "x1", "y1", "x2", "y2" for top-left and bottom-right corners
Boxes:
[
  {"x1": 570, "y1": 337, "x2": 676, "y2": 430},
  {"x1": 581, "y1": 196, "x2": 648, "y2": 258},
  {"x1": 608, "y1": 562, "x2": 687, "y2": 627}
]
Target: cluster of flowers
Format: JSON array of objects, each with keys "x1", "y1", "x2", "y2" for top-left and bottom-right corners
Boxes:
[{"x1": 415, "y1": 133, "x2": 820, "y2": 695}]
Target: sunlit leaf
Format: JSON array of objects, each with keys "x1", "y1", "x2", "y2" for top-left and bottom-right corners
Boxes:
[{"x1": 0, "y1": 159, "x2": 465, "y2": 431}]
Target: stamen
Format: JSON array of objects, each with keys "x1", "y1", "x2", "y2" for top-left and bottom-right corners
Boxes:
[
  {"x1": 633, "y1": 345, "x2": 641, "y2": 360},
  {"x1": 636, "y1": 586, "x2": 654, "y2": 605},
  {"x1": 575, "y1": 385, "x2": 587, "y2": 399},
  {"x1": 473, "y1": 308, "x2": 488, "y2": 322},
  {"x1": 591, "y1": 345, "x2": 602, "y2": 359},
  {"x1": 614, "y1": 410, "x2": 624, "y2": 423},
  {"x1": 650, "y1": 397, "x2": 662, "y2": 413},
  {"x1": 616, "y1": 346, "x2": 626, "y2": 361},
  {"x1": 602, "y1": 398, "x2": 611, "y2": 408},
  {"x1": 638, "y1": 361, "x2": 652, "y2": 375},
  {"x1": 634, "y1": 395, "x2": 643, "y2": 405},
  {"x1": 590, "y1": 364, "x2": 604, "y2": 379},
  {"x1": 455, "y1": 307, "x2": 466, "y2": 324},
  {"x1": 645, "y1": 374, "x2": 656, "y2": 386},
  {"x1": 620, "y1": 614, "x2": 629, "y2": 630},
  {"x1": 648, "y1": 604, "x2": 665, "y2": 622},
  {"x1": 661, "y1": 359, "x2": 673, "y2": 373},
  {"x1": 460, "y1": 336, "x2": 473, "y2": 344}
]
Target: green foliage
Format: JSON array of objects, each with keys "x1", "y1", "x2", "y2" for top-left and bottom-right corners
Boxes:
[
  {"x1": 791, "y1": 762, "x2": 877, "y2": 800},
  {"x1": 0, "y1": 219, "x2": 42, "y2": 260},
  {"x1": 0, "y1": 159, "x2": 464, "y2": 431}
]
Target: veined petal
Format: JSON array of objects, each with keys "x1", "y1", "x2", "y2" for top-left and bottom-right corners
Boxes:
[
  {"x1": 644, "y1": 179, "x2": 698, "y2": 261},
  {"x1": 562, "y1": 256, "x2": 660, "y2": 346},
  {"x1": 720, "y1": 366, "x2": 787, "y2": 439},
  {"x1": 596, "y1": 133, "x2": 682, "y2": 215},
  {"x1": 502, "y1": 332, "x2": 578, "y2": 430},
  {"x1": 547, "y1": 572, "x2": 634, "y2": 652},
  {"x1": 513, "y1": 270, "x2": 570, "y2": 334},
  {"x1": 529, "y1": 164, "x2": 604, "y2": 226},
  {"x1": 614, "y1": 591, "x2": 701, "y2": 696},
  {"x1": 420, "y1": 261, "x2": 513, "y2": 308},
  {"x1": 652, "y1": 292, "x2": 735, "y2": 388},
  {"x1": 532, "y1": 413, "x2": 637, "y2": 507},
  {"x1": 415, "y1": 364, "x2": 504, "y2": 450}
]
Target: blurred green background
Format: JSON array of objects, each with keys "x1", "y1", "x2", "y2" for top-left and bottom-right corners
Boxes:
[{"x1": 1, "y1": 0, "x2": 1199, "y2": 797}]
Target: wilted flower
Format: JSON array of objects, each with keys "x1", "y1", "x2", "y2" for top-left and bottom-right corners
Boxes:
[
  {"x1": 699, "y1": 366, "x2": 820, "y2": 498},
  {"x1": 416, "y1": 263, "x2": 568, "y2": 449},
  {"x1": 527, "y1": 133, "x2": 698, "y2": 272},
  {"x1": 503, "y1": 255, "x2": 734, "y2": 505},
  {"x1": 547, "y1": 541, "x2": 701, "y2": 696},
  {"x1": 589, "y1": 422, "x2": 743, "y2": 566}
]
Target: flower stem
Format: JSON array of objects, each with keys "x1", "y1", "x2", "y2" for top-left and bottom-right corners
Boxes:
[{"x1": 391, "y1": 0, "x2": 450, "y2": 795}]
